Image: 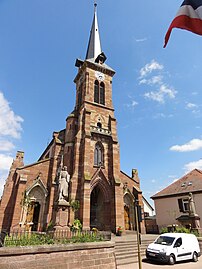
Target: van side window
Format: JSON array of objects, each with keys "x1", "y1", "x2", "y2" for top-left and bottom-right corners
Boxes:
[{"x1": 174, "y1": 238, "x2": 182, "y2": 247}]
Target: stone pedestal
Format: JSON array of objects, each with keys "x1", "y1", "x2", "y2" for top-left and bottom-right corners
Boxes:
[
  {"x1": 54, "y1": 200, "x2": 70, "y2": 230},
  {"x1": 190, "y1": 214, "x2": 200, "y2": 229}
]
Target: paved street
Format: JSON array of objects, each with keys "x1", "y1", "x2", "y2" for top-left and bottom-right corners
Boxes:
[{"x1": 117, "y1": 256, "x2": 202, "y2": 269}]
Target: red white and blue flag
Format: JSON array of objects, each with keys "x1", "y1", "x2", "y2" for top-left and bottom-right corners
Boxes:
[{"x1": 164, "y1": 0, "x2": 202, "y2": 47}]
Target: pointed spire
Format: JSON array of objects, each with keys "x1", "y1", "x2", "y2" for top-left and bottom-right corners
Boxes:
[{"x1": 85, "y1": 2, "x2": 102, "y2": 60}]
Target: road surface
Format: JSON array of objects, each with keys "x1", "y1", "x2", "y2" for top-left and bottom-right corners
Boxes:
[{"x1": 117, "y1": 256, "x2": 202, "y2": 269}]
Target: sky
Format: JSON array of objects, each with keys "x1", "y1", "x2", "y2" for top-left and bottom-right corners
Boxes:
[{"x1": 0, "y1": 0, "x2": 202, "y2": 206}]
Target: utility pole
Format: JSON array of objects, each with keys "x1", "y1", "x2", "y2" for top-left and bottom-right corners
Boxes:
[{"x1": 135, "y1": 199, "x2": 142, "y2": 269}]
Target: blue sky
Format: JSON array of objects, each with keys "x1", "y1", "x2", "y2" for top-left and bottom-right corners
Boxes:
[{"x1": 0, "y1": 0, "x2": 202, "y2": 205}]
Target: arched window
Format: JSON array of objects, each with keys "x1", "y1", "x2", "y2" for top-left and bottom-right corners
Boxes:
[
  {"x1": 97, "y1": 122, "x2": 102, "y2": 128},
  {"x1": 94, "y1": 80, "x2": 105, "y2": 105},
  {"x1": 94, "y1": 80, "x2": 99, "y2": 103},
  {"x1": 94, "y1": 142, "x2": 104, "y2": 167},
  {"x1": 100, "y1": 82, "x2": 105, "y2": 105}
]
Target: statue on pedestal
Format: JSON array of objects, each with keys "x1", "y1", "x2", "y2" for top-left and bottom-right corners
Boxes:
[{"x1": 58, "y1": 166, "x2": 70, "y2": 203}]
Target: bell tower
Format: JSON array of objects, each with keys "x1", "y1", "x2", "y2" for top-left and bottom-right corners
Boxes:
[{"x1": 63, "y1": 3, "x2": 124, "y2": 231}]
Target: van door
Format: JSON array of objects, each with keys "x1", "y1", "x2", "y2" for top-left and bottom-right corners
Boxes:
[{"x1": 174, "y1": 237, "x2": 192, "y2": 262}]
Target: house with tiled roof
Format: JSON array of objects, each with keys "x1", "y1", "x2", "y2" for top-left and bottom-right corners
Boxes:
[{"x1": 151, "y1": 169, "x2": 202, "y2": 232}]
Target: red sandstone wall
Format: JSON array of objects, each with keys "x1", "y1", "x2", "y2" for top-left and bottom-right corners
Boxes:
[{"x1": 0, "y1": 242, "x2": 116, "y2": 269}]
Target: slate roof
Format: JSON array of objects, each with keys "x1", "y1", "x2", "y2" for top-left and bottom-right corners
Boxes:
[{"x1": 151, "y1": 169, "x2": 202, "y2": 199}]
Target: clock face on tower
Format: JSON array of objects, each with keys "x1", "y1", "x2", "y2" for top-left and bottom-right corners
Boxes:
[{"x1": 95, "y1": 71, "x2": 105, "y2": 81}]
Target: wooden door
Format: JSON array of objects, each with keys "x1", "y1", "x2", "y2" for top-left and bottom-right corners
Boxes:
[{"x1": 124, "y1": 205, "x2": 130, "y2": 230}]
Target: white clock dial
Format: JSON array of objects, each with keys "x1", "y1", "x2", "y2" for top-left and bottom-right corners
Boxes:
[{"x1": 95, "y1": 71, "x2": 105, "y2": 81}]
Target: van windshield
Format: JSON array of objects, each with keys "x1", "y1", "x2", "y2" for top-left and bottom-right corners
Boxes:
[{"x1": 154, "y1": 236, "x2": 175, "y2": 246}]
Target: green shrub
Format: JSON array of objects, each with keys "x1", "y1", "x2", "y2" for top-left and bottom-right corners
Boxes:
[
  {"x1": 4, "y1": 230, "x2": 103, "y2": 247},
  {"x1": 5, "y1": 233, "x2": 54, "y2": 247},
  {"x1": 70, "y1": 219, "x2": 82, "y2": 232},
  {"x1": 175, "y1": 226, "x2": 190, "y2": 233},
  {"x1": 160, "y1": 227, "x2": 168, "y2": 234},
  {"x1": 160, "y1": 225, "x2": 199, "y2": 237}
]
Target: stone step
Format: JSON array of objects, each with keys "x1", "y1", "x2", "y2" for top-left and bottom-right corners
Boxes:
[
  {"x1": 116, "y1": 255, "x2": 146, "y2": 266},
  {"x1": 115, "y1": 242, "x2": 149, "y2": 248},
  {"x1": 115, "y1": 245, "x2": 146, "y2": 252},
  {"x1": 114, "y1": 238, "x2": 153, "y2": 266},
  {"x1": 115, "y1": 249, "x2": 146, "y2": 258},
  {"x1": 115, "y1": 245, "x2": 149, "y2": 250},
  {"x1": 115, "y1": 240, "x2": 153, "y2": 245},
  {"x1": 116, "y1": 251, "x2": 145, "y2": 259}
]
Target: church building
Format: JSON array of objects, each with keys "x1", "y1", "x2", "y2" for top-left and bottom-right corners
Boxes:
[{"x1": 0, "y1": 4, "x2": 145, "y2": 234}]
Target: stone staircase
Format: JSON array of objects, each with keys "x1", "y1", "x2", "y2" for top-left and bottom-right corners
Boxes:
[{"x1": 113, "y1": 233, "x2": 157, "y2": 268}]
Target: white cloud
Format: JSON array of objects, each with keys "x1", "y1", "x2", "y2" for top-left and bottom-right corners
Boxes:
[
  {"x1": 0, "y1": 154, "x2": 13, "y2": 170},
  {"x1": 186, "y1": 103, "x2": 198, "y2": 109},
  {"x1": 135, "y1": 38, "x2": 147, "y2": 42},
  {"x1": 185, "y1": 102, "x2": 200, "y2": 115},
  {"x1": 0, "y1": 155, "x2": 13, "y2": 197},
  {"x1": 153, "y1": 113, "x2": 173, "y2": 119},
  {"x1": 184, "y1": 159, "x2": 202, "y2": 173},
  {"x1": 0, "y1": 170, "x2": 10, "y2": 198},
  {"x1": 0, "y1": 91, "x2": 23, "y2": 139},
  {"x1": 144, "y1": 84, "x2": 177, "y2": 104},
  {"x1": 170, "y1": 138, "x2": 202, "y2": 152},
  {"x1": 139, "y1": 75, "x2": 163, "y2": 85},
  {"x1": 125, "y1": 98, "x2": 138, "y2": 109},
  {"x1": 168, "y1": 175, "x2": 177, "y2": 179},
  {"x1": 0, "y1": 92, "x2": 23, "y2": 197},
  {"x1": 131, "y1": 100, "x2": 138, "y2": 107},
  {"x1": 138, "y1": 60, "x2": 177, "y2": 104},
  {"x1": 140, "y1": 60, "x2": 163, "y2": 78},
  {"x1": 0, "y1": 140, "x2": 15, "y2": 151}
]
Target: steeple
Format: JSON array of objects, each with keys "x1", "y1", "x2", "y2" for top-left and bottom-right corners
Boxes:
[{"x1": 85, "y1": 3, "x2": 102, "y2": 60}]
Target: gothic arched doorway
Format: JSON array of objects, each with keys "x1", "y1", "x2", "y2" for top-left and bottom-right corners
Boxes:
[
  {"x1": 90, "y1": 185, "x2": 104, "y2": 230},
  {"x1": 124, "y1": 205, "x2": 130, "y2": 230},
  {"x1": 124, "y1": 193, "x2": 135, "y2": 230},
  {"x1": 90, "y1": 185, "x2": 110, "y2": 230},
  {"x1": 31, "y1": 202, "x2": 41, "y2": 231}
]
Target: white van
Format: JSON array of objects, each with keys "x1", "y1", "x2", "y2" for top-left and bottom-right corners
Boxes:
[{"x1": 146, "y1": 233, "x2": 201, "y2": 265}]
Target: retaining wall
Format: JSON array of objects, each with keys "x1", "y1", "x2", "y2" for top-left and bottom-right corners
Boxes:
[{"x1": 0, "y1": 241, "x2": 116, "y2": 269}]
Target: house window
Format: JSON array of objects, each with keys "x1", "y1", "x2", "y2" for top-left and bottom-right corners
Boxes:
[
  {"x1": 94, "y1": 80, "x2": 105, "y2": 105},
  {"x1": 178, "y1": 198, "x2": 189, "y2": 212},
  {"x1": 94, "y1": 142, "x2": 104, "y2": 167}
]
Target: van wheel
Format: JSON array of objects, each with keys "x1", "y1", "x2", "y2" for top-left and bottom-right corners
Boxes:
[
  {"x1": 168, "y1": 254, "x2": 175, "y2": 265},
  {"x1": 192, "y1": 252, "x2": 198, "y2": 262}
]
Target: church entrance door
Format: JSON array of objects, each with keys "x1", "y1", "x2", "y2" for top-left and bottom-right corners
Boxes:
[
  {"x1": 90, "y1": 185, "x2": 106, "y2": 230},
  {"x1": 31, "y1": 202, "x2": 40, "y2": 231},
  {"x1": 124, "y1": 205, "x2": 131, "y2": 230}
]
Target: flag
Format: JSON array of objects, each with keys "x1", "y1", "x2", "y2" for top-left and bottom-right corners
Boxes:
[{"x1": 164, "y1": 0, "x2": 202, "y2": 48}]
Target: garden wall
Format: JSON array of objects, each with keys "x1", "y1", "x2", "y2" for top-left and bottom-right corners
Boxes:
[{"x1": 0, "y1": 241, "x2": 116, "y2": 269}]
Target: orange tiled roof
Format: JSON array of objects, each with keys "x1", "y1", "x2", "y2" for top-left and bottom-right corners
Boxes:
[{"x1": 151, "y1": 169, "x2": 202, "y2": 199}]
